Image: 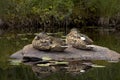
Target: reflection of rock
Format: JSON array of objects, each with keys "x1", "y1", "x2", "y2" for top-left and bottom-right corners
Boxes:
[{"x1": 31, "y1": 60, "x2": 92, "y2": 78}]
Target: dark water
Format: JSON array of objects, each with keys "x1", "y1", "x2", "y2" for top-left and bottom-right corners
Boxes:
[{"x1": 0, "y1": 31, "x2": 120, "y2": 80}]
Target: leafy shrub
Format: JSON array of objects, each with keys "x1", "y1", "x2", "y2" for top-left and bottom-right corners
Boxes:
[{"x1": 0, "y1": 0, "x2": 120, "y2": 32}]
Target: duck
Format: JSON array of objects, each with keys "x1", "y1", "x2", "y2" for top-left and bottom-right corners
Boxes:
[
  {"x1": 66, "y1": 28, "x2": 94, "y2": 50},
  {"x1": 32, "y1": 32, "x2": 68, "y2": 52}
]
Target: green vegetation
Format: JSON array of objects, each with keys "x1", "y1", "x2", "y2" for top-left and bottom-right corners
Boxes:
[{"x1": 0, "y1": 0, "x2": 120, "y2": 32}]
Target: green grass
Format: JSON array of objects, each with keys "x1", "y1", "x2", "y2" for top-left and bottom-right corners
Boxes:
[{"x1": 0, "y1": 32, "x2": 120, "y2": 80}]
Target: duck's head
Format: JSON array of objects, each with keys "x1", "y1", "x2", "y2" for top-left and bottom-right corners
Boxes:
[
  {"x1": 70, "y1": 28, "x2": 79, "y2": 34},
  {"x1": 34, "y1": 32, "x2": 47, "y2": 40},
  {"x1": 70, "y1": 28, "x2": 78, "y2": 32}
]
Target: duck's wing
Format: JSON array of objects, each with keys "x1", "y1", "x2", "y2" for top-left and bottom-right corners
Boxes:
[{"x1": 79, "y1": 33, "x2": 93, "y2": 44}]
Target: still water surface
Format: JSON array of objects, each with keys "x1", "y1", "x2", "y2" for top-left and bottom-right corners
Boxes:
[{"x1": 0, "y1": 31, "x2": 120, "y2": 80}]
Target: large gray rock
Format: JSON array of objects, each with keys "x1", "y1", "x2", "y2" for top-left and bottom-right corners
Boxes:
[
  {"x1": 21, "y1": 44, "x2": 120, "y2": 62},
  {"x1": 10, "y1": 44, "x2": 120, "y2": 62},
  {"x1": 10, "y1": 50, "x2": 23, "y2": 60}
]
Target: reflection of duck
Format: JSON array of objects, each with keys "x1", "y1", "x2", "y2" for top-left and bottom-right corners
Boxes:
[
  {"x1": 32, "y1": 32, "x2": 67, "y2": 51},
  {"x1": 66, "y1": 28, "x2": 93, "y2": 50}
]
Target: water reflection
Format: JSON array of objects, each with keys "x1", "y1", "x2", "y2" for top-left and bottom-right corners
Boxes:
[{"x1": 0, "y1": 30, "x2": 120, "y2": 80}]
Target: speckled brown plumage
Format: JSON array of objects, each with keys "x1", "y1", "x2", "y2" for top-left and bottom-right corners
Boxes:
[
  {"x1": 32, "y1": 32, "x2": 67, "y2": 51},
  {"x1": 66, "y1": 28, "x2": 93, "y2": 50}
]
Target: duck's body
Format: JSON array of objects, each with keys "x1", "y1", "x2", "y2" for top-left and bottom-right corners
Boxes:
[
  {"x1": 66, "y1": 28, "x2": 93, "y2": 50},
  {"x1": 32, "y1": 32, "x2": 67, "y2": 51}
]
